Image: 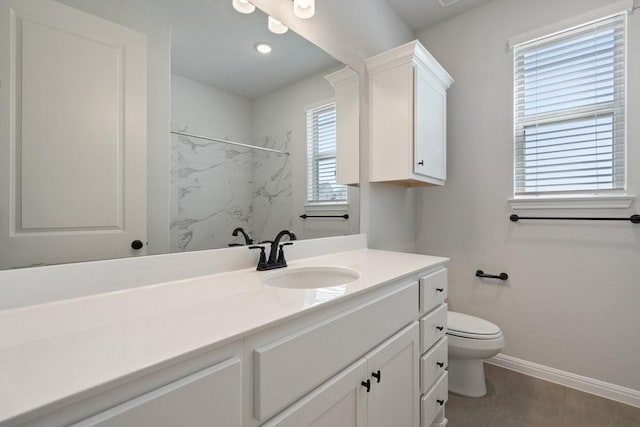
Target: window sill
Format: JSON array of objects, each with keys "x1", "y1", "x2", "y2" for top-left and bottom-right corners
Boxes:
[
  {"x1": 508, "y1": 195, "x2": 635, "y2": 210},
  {"x1": 305, "y1": 203, "x2": 349, "y2": 212}
]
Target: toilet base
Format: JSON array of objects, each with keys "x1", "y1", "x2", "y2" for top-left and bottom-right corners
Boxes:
[{"x1": 448, "y1": 358, "x2": 488, "y2": 398}]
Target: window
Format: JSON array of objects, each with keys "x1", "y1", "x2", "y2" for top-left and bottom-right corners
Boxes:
[
  {"x1": 514, "y1": 13, "x2": 626, "y2": 196},
  {"x1": 306, "y1": 102, "x2": 347, "y2": 203}
]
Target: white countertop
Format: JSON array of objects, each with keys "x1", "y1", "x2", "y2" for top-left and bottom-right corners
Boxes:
[{"x1": 0, "y1": 248, "x2": 447, "y2": 424}]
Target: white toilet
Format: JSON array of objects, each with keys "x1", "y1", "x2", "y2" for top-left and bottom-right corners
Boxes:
[{"x1": 447, "y1": 311, "x2": 505, "y2": 398}]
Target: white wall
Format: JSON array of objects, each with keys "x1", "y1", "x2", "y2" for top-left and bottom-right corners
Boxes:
[
  {"x1": 54, "y1": 0, "x2": 172, "y2": 255},
  {"x1": 417, "y1": 0, "x2": 640, "y2": 391}
]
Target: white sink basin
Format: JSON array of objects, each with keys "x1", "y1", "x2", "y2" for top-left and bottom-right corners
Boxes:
[{"x1": 262, "y1": 266, "x2": 360, "y2": 289}]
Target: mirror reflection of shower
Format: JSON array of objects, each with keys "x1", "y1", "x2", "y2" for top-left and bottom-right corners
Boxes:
[{"x1": 170, "y1": 129, "x2": 292, "y2": 251}]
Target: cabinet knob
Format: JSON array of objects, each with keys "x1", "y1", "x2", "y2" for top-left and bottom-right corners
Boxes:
[
  {"x1": 418, "y1": 160, "x2": 424, "y2": 166},
  {"x1": 361, "y1": 379, "x2": 371, "y2": 393},
  {"x1": 437, "y1": 399, "x2": 445, "y2": 406},
  {"x1": 131, "y1": 240, "x2": 144, "y2": 250},
  {"x1": 371, "y1": 370, "x2": 382, "y2": 383},
  {"x1": 437, "y1": 362, "x2": 444, "y2": 368},
  {"x1": 436, "y1": 288, "x2": 444, "y2": 292},
  {"x1": 436, "y1": 326, "x2": 444, "y2": 331}
]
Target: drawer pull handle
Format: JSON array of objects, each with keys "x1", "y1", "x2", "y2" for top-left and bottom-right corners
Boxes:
[
  {"x1": 437, "y1": 362, "x2": 444, "y2": 368},
  {"x1": 371, "y1": 370, "x2": 382, "y2": 383},
  {"x1": 436, "y1": 326, "x2": 444, "y2": 331},
  {"x1": 436, "y1": 288, "x2": 444, "y2": 292},
  {"x1": 361, "y1": 380, "x2": 371, "y2": 393},
  {"x1": 437, "y1": 399, "x2": 445, "y2": 406}
]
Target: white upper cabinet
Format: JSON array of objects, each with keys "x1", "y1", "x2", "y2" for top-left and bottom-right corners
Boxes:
[
  {"x1": 325, "y1": 67, "x2": 360, "y2": 186},
  {"x1": 367, "y1": 40, "x2": 453, "y2": 187}
]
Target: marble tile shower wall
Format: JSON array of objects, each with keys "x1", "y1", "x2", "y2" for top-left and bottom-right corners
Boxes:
[{"x1": 170, "y1": 131, "x2": 292, "y2": 252}]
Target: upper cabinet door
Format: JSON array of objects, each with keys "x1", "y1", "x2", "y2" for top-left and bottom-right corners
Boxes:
[
  {"x1": 414, "y1": 66, "x2": 447, "y2": 182},
  {"x1": 0, "y1": 0, "x2": 147, "y2": 269},
  {"x1": 325, "y1": 67, "x2": 360, "y2": 186}
]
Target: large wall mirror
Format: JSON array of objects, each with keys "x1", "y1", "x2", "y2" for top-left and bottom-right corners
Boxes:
[{"x1": 0, "y1": 0, "x2": 359, "y2": 270}]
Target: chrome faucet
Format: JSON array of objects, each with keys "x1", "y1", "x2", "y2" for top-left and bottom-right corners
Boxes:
[
  {"x1": 249, "y1": 230, "x2": 296, "y2": 271},
  {"x1": 231, "y1": 227, "x2": 253, "y2": 245}
]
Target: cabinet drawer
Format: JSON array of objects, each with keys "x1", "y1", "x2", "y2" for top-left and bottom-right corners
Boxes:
[
  {"x1": 254, "y1": 282, "x2": 419, "y2": 421},
  {"x1": 419, "y1": 268, "x2": 447, "y2": 315},
  {"x1": 420, "y1": 304, "x2": 447, "y2": 354},
  {"x1": 421, "y1": 372, "x2": 448, "y2": 427},
  {"x1": 420, "y1": 337, "x2": 447, "y2": 394},
  {"x1": 73, "y1": 358, "x2": 242, "y2": 427}
]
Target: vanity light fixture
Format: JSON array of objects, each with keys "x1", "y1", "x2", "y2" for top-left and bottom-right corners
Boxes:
[
  {"x1": 293, "y1": 0, "x2": 315, "y2": 19},
  {"x1": 254, "y1": 42, "x2": 273, "y2": 54},
  {"x1": 232, "y1": 0, "x2": 255, "y2": 14},
  {"x1": 268, "y1": 16, "x2": 289, "y2": 34}
]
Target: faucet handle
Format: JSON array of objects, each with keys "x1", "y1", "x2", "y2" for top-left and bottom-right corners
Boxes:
[
  {"x1": 277, "y1": 242, "x2": 294, "y2": 263},
  {"x1": 248, "y1": 245, "x2": 268, "y2": 270}
]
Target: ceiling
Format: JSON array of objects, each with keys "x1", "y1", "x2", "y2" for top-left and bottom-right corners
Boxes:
[
  {"x1": 170, "y1": 0, "x2": 339, "y2": 100},
  {"x1": 170, "y1": 0, "x2": 493, "y2": 100},
  {"x1": 386, "y1": 0, "x2": 492, "y2": 33}
]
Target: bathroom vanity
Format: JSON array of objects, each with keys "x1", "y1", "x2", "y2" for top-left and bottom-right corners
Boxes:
[{"x1": 0, "y1": 238, "x2": 449, "y2": 427}]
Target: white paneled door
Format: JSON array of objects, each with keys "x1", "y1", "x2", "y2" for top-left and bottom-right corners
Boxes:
[{"x1": 0, "y1": 0, "x2": 147, "y2": 269}]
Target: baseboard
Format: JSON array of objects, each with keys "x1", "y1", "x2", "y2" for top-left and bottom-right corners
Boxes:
[{"x1": 487, "y1": 354, "x2": 640, "y2": 408}]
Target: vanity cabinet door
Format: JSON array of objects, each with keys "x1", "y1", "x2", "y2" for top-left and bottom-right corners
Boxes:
[
  {"x1": 72, "y1": 358, "x2": 242, "y2": 427},
  {"x1": 367, "y1": 322, "x2": 420, "y2": 427},
  {"x1": 262, "y1": 359, "x2": 368, "y2": 427}
]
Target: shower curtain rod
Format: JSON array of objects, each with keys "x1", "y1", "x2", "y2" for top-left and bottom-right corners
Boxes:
[{"x1": 170, "y1": 130, "x2": 290, "y2": 156}]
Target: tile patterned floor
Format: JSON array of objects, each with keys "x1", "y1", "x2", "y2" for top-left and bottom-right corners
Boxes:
[{"x1": 445, "y1": 364, "x2": 640, "y2": 427}]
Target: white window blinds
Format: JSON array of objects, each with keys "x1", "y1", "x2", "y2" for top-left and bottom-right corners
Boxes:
[
  {"x1": 514, "y1": 13, "x2": 626, "y2": 195},
  {"x1": 306, "y1": 102, "x2": 347, "y2": 203}
]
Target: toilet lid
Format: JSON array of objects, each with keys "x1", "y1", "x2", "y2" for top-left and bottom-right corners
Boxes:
[{"x1": 447, "y1": 311, "x2": 501, "y2": 338}]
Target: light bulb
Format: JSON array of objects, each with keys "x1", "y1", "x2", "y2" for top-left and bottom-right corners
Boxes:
[
  {"x1": 255, "y1": 42, "x2": 272, "y2": 54},
  {"x1": 293, "y1": 0, "x2": 315, "y2": 19},
  {"x1": 232, "y1": 0, "x2": 255, "y2": 14},
  {"x1": 268, "y1": 16, "x2": 289, "y2": 34}
]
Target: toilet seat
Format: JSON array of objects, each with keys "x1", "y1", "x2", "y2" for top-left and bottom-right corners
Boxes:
[{"x1": 447, "y1": 311, "x2": 502, "y2": 340}]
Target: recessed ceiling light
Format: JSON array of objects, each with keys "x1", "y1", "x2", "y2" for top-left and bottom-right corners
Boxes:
[{"x1": 255, "y1": 42, "x2": 273, "y2": 54}]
